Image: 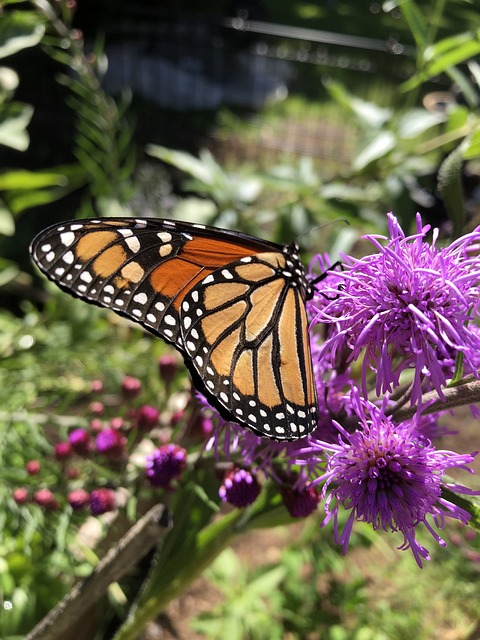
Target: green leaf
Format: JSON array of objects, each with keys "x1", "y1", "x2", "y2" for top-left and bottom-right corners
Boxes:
[
  {"x1": 0, "y1": 66, "x2": 19, "y2": 93},
  {"x1": 352, "y1": 131, "x2": 396, "y2": 171},
  {"x1": 245, "y1": 565, "x2": 286, "y2": 599},
  {"x1": 327, "y1": 81, "x2": 392, "y2": 128},
  {"x1": 462, "y1": 126, "x2": 480, "y2": 160},
  {"x1": 402, "y1": 31, "x2": 480, "y2": 91},
  {"x1": 394, "y1": 0, "x2": 428, "y2": 49},
  {"x1": 397, "y1": 109, "x2": 444, "y2": 139},
  {"x1": 0, "y1": 169, "x2": 67, "y2": 190},
  {"x1": 0, "y1": 103, "x2": 33, "y2": 151},
  {"x1": 147, "y1": 144, "x2": 217, "y2": 185},
  {"x1": 0, "y1": 200, "x2": 15, "y2": 236},
  {"x1": 437, "y1": 144, "x2": 465, "y2": 238},
  {"x1": 442, "y1": 485, "x2": 480, "y2": 530},
  {"x1": 209, "y1": 548, "x2": 243, "y2": 586},
  {"x1": 424, "y1": 31, "x2": 480, "y2": 61},
  {"x1": 0, "y1": 12, "x2": 45, "y2": 59}
]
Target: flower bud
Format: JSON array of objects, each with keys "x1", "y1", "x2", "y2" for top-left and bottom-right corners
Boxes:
[
  {"x1": 90, "y1": 488, "x2": 116, "y2": 515},
  {"x1": 68, "y1": 489, "x2": 90, "y2": 510},
  {"x1": 219, "y1": 468, "x2": 260, "y2": 508},
  {"x1": 26, "y1": 460, "x2": 41, "y2": 475},
  {"x1": 145, "y1": 444, "x2": 187, "y2": 487},
  {"x1": 13, "y1": 487, "x2": 29, "y2": 504}
]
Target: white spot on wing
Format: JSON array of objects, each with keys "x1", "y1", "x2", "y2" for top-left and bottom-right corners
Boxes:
[
  {"x1": 60, "y1": 232, "x2": 75, "y2": 247},
  {"x1": 125, "y1": 236, "x2": 141, "y2": 253},
  {"x1": 133, "y1": 292, "x2": 148, "y2": 305}
]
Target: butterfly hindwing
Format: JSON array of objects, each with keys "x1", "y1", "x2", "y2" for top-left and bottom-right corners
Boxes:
[
  {"x1": 180, "y1": 251, "x2": 318, "y2": 439},
  {"x1": 30, "y1": 217, "x2": 319, "y2": 440}
]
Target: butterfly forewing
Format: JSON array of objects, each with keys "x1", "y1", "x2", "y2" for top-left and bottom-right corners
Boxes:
[
  {"x1": 30, "y1": 218, "x2": 267, "y2": 350},
  {"x1": 30, "y1": 217, "x2": 319, "y2": 440}
]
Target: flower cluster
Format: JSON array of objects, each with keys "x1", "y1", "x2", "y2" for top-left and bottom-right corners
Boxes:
[
  {"x1": 12, "y1": 370, "x2": 177, "y2": 518},
  {"x1": 16, "y1": 213, "x2": 480, "y2": 568},
  {"x1": 200, "y1": 213, "x2": 480, "y2": 566}
]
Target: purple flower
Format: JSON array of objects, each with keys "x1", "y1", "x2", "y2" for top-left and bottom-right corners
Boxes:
[
  {"x1": 158, "y1": 355, "x2": 178, "y2": 385},
  {"x1": 33, "y1": 489, "x2": 59, "y2": 511},
  {"x1": 95, "y1": 428, "x2": 126, "y2": 457},
  {"x1": 313, "y1": 213, "x2": 480, "y2": 407},
  {"x1": 90, "y1": 488, "x2": 116, "y2": 515},
  {"x1": 135, "y1": 405, "x2": 159, "y2": 431},
  {"x1": 121, "y1": 375, "x2": 142, "y2": 399},
  {"x1": 145, "y1": 444, "x2": 187, "y2": 487},
  {"x1": 54, "y1": 441, "x2": 73, "y2": 460},
  {"x1": 281, "y1": 482, "x2": 321, "y2": 518},
  {"x1": 68, "y1": 489, "x2": 90, "y2": 510},
  {"x1": 315, "y1": 389, "x2": 478, "y2": 567},
  {"x1": 219, "y1": 468, "x2": 261, "y2": 507},
  {"x1": 68, "y1": 428, "x2": 91, "y2": 455}
]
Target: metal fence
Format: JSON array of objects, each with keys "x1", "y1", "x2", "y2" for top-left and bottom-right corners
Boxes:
[{"x1": 93, "y1": 14, "x2": 414, "y2": 169}]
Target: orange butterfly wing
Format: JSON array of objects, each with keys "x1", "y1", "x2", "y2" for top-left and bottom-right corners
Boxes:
[{"x1": 30, "y1": 218, "x2": 318, "y2": 440}]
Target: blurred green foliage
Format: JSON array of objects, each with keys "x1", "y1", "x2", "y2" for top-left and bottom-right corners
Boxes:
[{"x1": 1, "y1": 0, "x2": 480, "y2": 638}]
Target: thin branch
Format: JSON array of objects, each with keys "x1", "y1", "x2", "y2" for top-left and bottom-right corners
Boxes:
[
  {"x1": 26, "y1": 504, "x2": 172, "y2": 640},
  {"x1": 392, "y1": 378, "x2": 480, "y2": 423}
]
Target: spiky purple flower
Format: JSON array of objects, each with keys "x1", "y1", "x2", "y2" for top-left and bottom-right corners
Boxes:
[
  {"x1": 315, "y1": 389, "x2": 478, "y2": 567},
  {"x1": 145, "y1": 444, "x2": 187, "y2": 487},
  {"x1": 219, "y1": 468, "x2": 261, "y2": 507},
  {"x1": 313, "y1": 213, "x2": 480, "y2": 406}
]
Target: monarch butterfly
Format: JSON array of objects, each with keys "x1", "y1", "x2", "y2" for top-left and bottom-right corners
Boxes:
[{"x1": 30, "y1": 217, "x2": 327, "y2": 441}]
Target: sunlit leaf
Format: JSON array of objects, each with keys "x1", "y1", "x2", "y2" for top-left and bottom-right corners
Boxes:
[
  {"x1": 0, "y1": 200, "x2": 14, "y2": 235},
  {"x1": 0, "y1": 12, "x2": 45, "y2": 59},
  {"x1": 462, "y1": 127, "x2": 480, "y2": 160},
  {"x1": 0, "y1": 170, "x2": 66, "y2": 190},
  {"x1": 393, "y1": 0, "x2": 428, "y2": 49},
  {"x1": 397, "y1": 109, "x2": 444, "y2": 139},
  {"x1": 352, "y1": 131, "x2": 396, "y2": 171},
  {"x1": 402, "y1": 31, "x2": 480, "y2": 91},
  {"x1": 0, "y1": 103, "x2": 33, "y2": 150}
]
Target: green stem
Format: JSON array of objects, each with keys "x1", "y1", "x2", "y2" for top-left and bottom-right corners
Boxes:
[
  {"x1": 113, "y1": 508, "x2": 243, "y2": 640},
  {"x1": 113, "y1": 482, "x2": 293, "y2": 640}
]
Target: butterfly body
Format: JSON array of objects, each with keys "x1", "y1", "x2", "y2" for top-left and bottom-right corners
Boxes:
[{"x1": 30, "y1": 218, "x2": 319, "y2": 440}]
